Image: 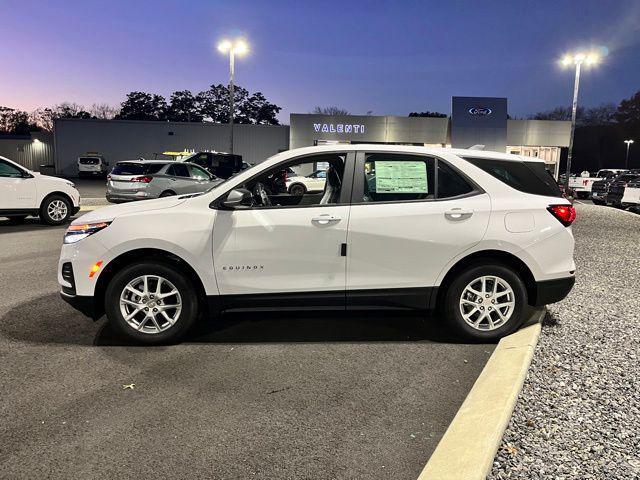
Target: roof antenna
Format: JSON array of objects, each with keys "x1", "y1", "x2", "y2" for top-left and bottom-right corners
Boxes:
[{"x1": 469, "y1": 144, "x2": 485, "y2": 150}]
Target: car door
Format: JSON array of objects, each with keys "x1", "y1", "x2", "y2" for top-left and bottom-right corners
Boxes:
[
  {"x1": 345, "y1": 151, "x2": 491, "y2": 309},
  {"x1": 212, "y1": 152, "x2": 355, "y2": 309},
  {"x1": 0, "y1": 159, "x2": 36, "y2": 209},
  {"x1": 166, "y1": 163, "x2": 193, "y2": 194}
]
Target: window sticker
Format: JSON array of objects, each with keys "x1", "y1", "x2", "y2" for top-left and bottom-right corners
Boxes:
[{"x1": 375, "y1": 161, "x2": 428, "y2": 193}]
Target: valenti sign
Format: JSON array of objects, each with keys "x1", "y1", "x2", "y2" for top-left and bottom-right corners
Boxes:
[{"x1": 313, "y1": 123, "x2": 366, "y2": 134}]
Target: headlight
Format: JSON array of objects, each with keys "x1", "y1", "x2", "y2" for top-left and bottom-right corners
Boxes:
[{"x1": 64, "y1": 222, "x2": 110, "y2": 244}]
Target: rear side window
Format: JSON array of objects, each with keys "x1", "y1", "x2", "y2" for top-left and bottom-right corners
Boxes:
[
  {"x1": 464, "y1": 157, "x2": 562, "y2": 197},
  {"x1": 167, "y1": 164, "x2": 190, "y2": 177},
  {"x1": 112, "y1": 163, "x2": 166, "y2": 175},
  {"x1": 437, "y1": 161, "x2": 474, "y2": 198}
]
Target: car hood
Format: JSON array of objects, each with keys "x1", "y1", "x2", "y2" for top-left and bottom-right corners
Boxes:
[
  {"x1": 31, "y1": 172, "x2": 75, "y2": 186},
  {"x1": 71, "y1": 196, "x2": 187, "y2": 224}
]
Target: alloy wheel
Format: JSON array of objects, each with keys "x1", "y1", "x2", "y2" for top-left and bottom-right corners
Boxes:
[
  {"x1": 47, "y1": 200, "x2": 68, "y2": 221},
  {"x1": 119, "y1": 275, "x2": 182, "y2": 334},
  {"x1": 459, "y1": 275, "x2": 515, "y2": 331}
]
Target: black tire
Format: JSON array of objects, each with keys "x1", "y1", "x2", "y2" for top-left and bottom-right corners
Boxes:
[
  {"x1": 443, "y1": 263, "x2": 528, "y2": 342},
  {"x1": 159, "y1": 190, "x2": 176, "y2": 198},
  {"x1": 289, "y1": 183, "x2": 306, "y2": 196},
  {"x1": 40, "y1": 195, "x2": 72, "y2": 226},
  {"x1": 104, "y1": 261, "x2": 199, "y2": 345}
]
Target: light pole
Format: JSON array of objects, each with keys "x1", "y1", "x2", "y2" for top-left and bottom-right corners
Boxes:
[
  {"x1": 624, "y1": 139, "x2": 634, "y2": 169},
  {"x1": 217, "y1": 38, "x2": 248, "y2": 154},
  {"x1": 560, "y1": 51, "x2": 600, "y2": 192}
]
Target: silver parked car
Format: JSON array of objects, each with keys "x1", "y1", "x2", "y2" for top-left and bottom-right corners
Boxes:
[{"x1": 106, "y1": 160, "x2": 221, "y2": 203}]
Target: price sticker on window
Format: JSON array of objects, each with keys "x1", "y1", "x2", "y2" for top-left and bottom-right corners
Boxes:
[{"x1": 375, "y1": 161, "x2": 428, "y2": 193}]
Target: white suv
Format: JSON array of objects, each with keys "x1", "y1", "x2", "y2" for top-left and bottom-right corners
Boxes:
[
  {"x1": 0, "y1": 155, "x2": 80, "y2": 225},
  {"x1": 58, "y1": 145, "x2": 576, "y2": 344}
]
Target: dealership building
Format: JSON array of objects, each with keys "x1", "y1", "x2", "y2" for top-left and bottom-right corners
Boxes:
[
  {"x1": 290, "y1": 97, "x2": 571, "y2": 178},
  {"x1": 1, "y1": 96, "x2": 571, "y2": 178}
]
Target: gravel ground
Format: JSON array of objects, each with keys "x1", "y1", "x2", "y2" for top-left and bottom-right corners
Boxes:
[{"x1": 490, "y1": 205, "x2": 640, "y2": 479}]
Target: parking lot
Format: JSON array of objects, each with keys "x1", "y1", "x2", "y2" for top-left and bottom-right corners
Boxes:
[{"x1": 0, "y1": 218, "x2": 494, "y2": 479}]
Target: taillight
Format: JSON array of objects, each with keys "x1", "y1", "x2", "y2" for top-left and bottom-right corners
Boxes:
[
  {"x1": 106, "y1": 174, "x2": 111, "y2": 181},
  {"x1": 131, "y1": 176, "x2": 153, "y2": 183},
  {"x1": 547, "y1": 204, "x2": 576, "y2": 227}
]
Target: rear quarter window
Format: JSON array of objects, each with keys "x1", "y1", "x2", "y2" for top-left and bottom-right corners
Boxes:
[{"x1": 464, "y1": 157, "x2": 562, "y2": 197}]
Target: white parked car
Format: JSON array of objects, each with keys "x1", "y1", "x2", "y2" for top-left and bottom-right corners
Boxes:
[
  {"x1": 78, "y1": 155, "x2": 109, "y2": 178},
  {"x1": 286, "y1": 169, "x2": 327, "y2": 196},
  {"x1": 0, "y1": 155, "x2": 80, "y2": 225},
  {"x1": 59, "y1": 145, "x2": 576, "y2": 344}
]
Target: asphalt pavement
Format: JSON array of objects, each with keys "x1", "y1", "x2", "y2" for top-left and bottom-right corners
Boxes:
[{"x1": 0, "y1": 218, "x2": 494, "y2": 480}]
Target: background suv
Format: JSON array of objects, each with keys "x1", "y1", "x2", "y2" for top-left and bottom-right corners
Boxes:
[
  {"x1": 0, "y1": 155, "x2": 80, "y2": 225},
  {"x1": 59, "y1": 145, "x2": 575, "y2": 344},
  {"x1": 106, "y1": 160, "x2": 221, "y2": 203}
]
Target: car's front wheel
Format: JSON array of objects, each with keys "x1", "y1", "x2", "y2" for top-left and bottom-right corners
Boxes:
[
  {"x1": 40, "y1": 195, "x2": 72, "y2": 225},
  {"x1": 105, "y1": 261, "x2": 199, "y2": 344},
  {"x1": 443, "y1": 264, "x2": 527, "y2": 341}
]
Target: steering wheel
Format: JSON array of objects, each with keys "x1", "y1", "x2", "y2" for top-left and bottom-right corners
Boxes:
[{"x1": 254, "y1": 182, "x2": 272, "y2": 207}]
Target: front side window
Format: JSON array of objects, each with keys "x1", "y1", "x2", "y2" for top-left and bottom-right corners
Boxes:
[
  {"x1": 362, "y1": 153, "x2": 435, "y2": 203},
  {"x1": 0, "y1": 160, "x2": 23, "y2": 178},
  {"x1": 188, "y1": 165, "x2": 211, "y2": 180},
  {"x1": 237, "y1": 153, "x2": 346, "y2": 208}
]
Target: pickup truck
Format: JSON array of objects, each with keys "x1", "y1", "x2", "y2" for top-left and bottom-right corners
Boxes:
[{"x1": 569, "y1": 169, "x2": 627, "y2": 198}]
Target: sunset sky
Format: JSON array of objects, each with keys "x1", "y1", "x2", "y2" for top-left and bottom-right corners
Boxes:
[{"x1": 1, "y1": 0, "x2": 639, "y2": 121}]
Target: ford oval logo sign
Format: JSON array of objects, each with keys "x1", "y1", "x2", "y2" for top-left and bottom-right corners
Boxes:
[{"x1": 468, "y1": 107, "x2": 492, "y2": 116}]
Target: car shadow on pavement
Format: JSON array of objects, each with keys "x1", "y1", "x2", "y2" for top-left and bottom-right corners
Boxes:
[
  {"x1": 94, "y1": 310, "x2": 462, "y2": 346},
  {"x1": 0, "y1": 218, "x2": 67, "y2": 234},
  {"x1": 0, "y1": 292, "x2": 465, "y2": 346}
]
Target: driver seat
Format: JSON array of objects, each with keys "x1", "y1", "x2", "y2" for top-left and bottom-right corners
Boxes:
[{"x1": 320, "y1": 167, "x2": 342, "y2": 204}]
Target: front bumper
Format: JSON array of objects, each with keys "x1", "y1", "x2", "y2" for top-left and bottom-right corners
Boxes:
[
  {"x1": 60, "y1": 291, "x2": 98, "y2": 319},
  {"x1": 531, "y1": 276, "x2": 575, "y2": 306}
]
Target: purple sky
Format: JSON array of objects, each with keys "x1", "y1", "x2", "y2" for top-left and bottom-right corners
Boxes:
[{"x1": 1, "y1": 0, "x2": 639, "y2": 122}]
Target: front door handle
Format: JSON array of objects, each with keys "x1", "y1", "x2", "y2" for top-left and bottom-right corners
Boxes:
[
  {"x1": 444, "y1": 208, "x2": 473, "y2": 221},
  {"x1": 312, "y1": 214, "x2": 341, "y2": 226}
]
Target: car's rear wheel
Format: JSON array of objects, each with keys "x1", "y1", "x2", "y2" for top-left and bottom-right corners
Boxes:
[
  {"x1": 289, "y1": 184, "x2": 306, "y2": 196},
  {"x1": 40, "y1": 195, "x2": 72, "y2": 225},
  {"x1": 443, "y1": 264, "x2": 527, "y2": 341},
  {"x1": 105, "y1": 261, "x2": 198, "y2": 344}
]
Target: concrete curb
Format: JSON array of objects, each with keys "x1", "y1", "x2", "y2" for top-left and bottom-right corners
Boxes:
[{"x1": 417, "y1": 309, "x2": 544, "y2": 480}]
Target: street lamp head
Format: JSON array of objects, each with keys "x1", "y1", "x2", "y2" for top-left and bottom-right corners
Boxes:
[
  {"x1": 217, "y1": 38, "x2": 249, "y2": 56},
  {"x1": 217, "y1": 39, "x2": 232, "y2": 53},
  {"x1": 559, "y1": 51, "x2": 601, "y2": 67},
  {"x1": 234, "y1": 39, "x2": 249, "y2": 56},
  {"x1": 624, "y1": 139, "x2": 634, "y2": 145}
]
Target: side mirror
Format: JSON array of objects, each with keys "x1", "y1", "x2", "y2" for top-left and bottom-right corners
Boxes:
[{"x1": 222, "y1": 188, "x2": 252, "y2": 209}]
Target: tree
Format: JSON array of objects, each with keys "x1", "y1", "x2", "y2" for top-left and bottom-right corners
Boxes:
[
  {"x1": 166, "y1": 90, "x2": 203, "y2": 122},
  {"x1": 116, "y1": 92, "x2": 167, "y2": 121},
  {"x1": 312, "y1": 106, "x2": 350, "y2": 115},
  {"x1": 615, "y1": 90, "x2": 640, "y2": 124},
  {"x1": 530, "y1": 104, "x2": 616, "y2": 127},
  {"x1": 89, "y1": 103, "x2": 119, "y2": 119},
  {"x1": 0, "y1": 107, "x2": 40, "y2": 134},
  {"x1": 408, "y1": 111, "x2": 447, "y2": 118},
  {"x1": 197, "y1": 84, "x2": 280, "y2": 125}
]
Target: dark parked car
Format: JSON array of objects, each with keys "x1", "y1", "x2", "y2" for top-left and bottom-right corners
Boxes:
[
  {"x1": 178, "y1": 151, "x2": 243, "y2": 179},
  {"x1": 605, "y1": 171, "x2": 640, "y2": 207},
  {"x1": 591, "y1": 174, "x2": 621, "y2": 205}
]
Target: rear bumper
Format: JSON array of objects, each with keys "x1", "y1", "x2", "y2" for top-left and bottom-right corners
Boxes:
[
  {"x1": 106, "y1": 193, "x2": 150, "y2": 203},
  {"x1": 532, "y1": 276, "x2": 575, "y2": 307},
  {"x1": 60, "y1": 291, "x2": 98, "y2": 319}
]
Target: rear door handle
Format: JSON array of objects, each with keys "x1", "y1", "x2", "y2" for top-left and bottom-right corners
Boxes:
[
  {"x1": 312, "y1": 214, "x2": 341, "y2": 226},
  {"x1": 444, "y1": 208, "x2": 473, "y2": 220}
]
